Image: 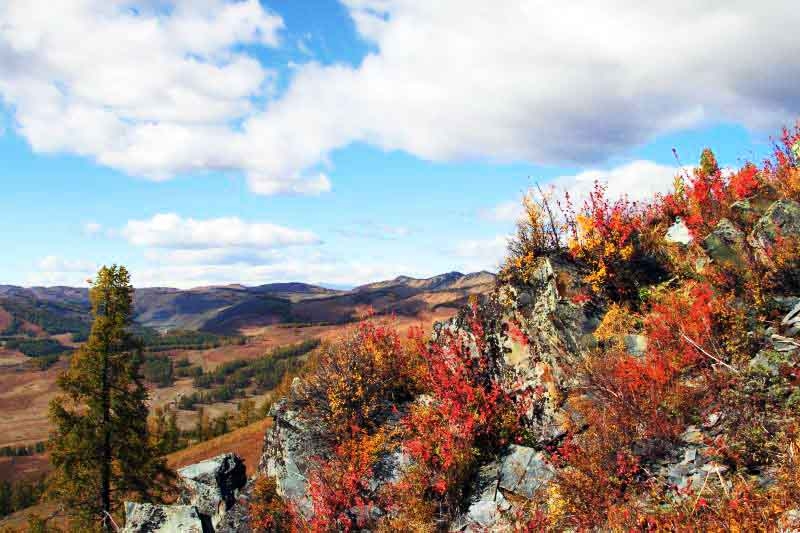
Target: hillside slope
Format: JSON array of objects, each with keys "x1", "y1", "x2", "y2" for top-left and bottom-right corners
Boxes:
[
  {"x1": 248, "y1": 134, "x2": 800, "y2": 531},
  {"x1": 0, "y1": 272, "x2": 495, "y2": 336}
]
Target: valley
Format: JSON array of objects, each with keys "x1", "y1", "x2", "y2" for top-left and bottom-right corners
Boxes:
[{"x1": 0, "y1": 271, "x2": 493, "y2": 490}]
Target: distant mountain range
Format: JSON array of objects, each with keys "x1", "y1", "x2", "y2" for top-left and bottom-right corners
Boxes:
[{"x1": 0, "y1": 271, "x2": 496, "y2": 335}]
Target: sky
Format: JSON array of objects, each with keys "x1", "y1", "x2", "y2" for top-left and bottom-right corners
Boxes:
[{"x1": 0, "y1": 0, "x2": 797, "y2": 289}]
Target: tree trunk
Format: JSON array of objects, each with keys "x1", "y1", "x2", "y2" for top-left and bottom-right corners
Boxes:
[{"x1": 101, "y1": 289, "x2": 112, "y2": 532}]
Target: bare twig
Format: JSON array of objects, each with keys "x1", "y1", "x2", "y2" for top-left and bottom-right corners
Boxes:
[
  {"x1": 691, "y1": 471, "x2": 710, "y2": 515},
  {"x1": 681, "y1": 334, "x2": 739, "y2": 374},
  {"x1": 535, "y1": 182, "x2": 562, "y2": 250}
]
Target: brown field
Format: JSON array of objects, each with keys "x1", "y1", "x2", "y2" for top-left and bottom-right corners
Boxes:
[
  {"x1": 0, "y1": 455, "x2": 49, "y2": 484},
  {"x1": 0, "y1": 307, "x2": 12, "y2": 332},
  {"x1": 0, "y1": 309, "x2": 457, "y2": 532},
  {"x1": 0, "y1": 418, "x2": 273, "y2": 531},
  {"x1": 0, "y1": 349, "x2": 26, "y2": 368},
  {"x1": 0, "y1": 311, "x2": 456, "y2": 450},
  {"x1": 167, "y1": 417, "x2": 272, "y2": 473},
  {"x1": 0, "y1": 360, "x2": 68, "y2": 449}
]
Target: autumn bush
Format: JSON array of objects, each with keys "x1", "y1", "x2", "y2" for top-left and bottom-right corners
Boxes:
[
  {"x1": 307, "y1": 428, "x2": 395, "y2": 532},
  {"x1": 249, "y1": 476, "x2": 297, "y2": 533},
  {"x1": 385, "y1": 300, "x2": 537, "y2": 525},
  {"x1": 251, "y1": 123, "x2": 800, "y2": 531},
  {"x1": 501, "y1": 189, "x2": 565, "y2": 285},
  {"x1": 292, "y1": 320, "x2": 422, "y2": 444},
  {"x1": 502, "y1": 183, "x2": 672, "y2": 303}
]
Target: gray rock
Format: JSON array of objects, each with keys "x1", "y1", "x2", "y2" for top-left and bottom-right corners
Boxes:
[
  {"x1": 782, "y1": 301, "x2": 800, "y2": 337},
  {"x1": 624, "y1": 334, "x2": 648, "y2": 357},
  {"x1": 178, "y1": 453, "x2": 247, "y2": 531},
  {"x1": 729, "y1": 186, "x2": 778, "y2": 227},
  {"x1": 682, "y1": 448, "x2": 697, "y2": 464},
  {"x1": 122, "y1": 503, "x2": 205, "y2": 533},
  {"x1": 450, "y1": 462, "x2": 510, "y2": 532},
  {"x1": 701, "y1": 462, "x2": 728, "y2": 474},
  {"x1": 702, "y1": 218, "x2": 747, "y2": 268},
  {"x1": 749, "y1": 199, "x2": 800, "y2": 260},
  {"x1": 498, "y1": 445, "x2": 554, "y2": 499},
  {"x1": 703, "y1": 411, "x2": 722, "y2": 429},
  {"x1": 681, "y1": 426, "x2": 704, "y2": 444},
  {"x1": 750, "y1": 348, "x2": 793, "y2": 375},
  {"x1": 771, "y1": 334, "x2": 800, "y2": 353},
  {"x1": 259, "y1": 401, "x2": 314, "y2": 519},
  {"x1": 516, "y1": 290, "x2": 533, "y2": 307}
]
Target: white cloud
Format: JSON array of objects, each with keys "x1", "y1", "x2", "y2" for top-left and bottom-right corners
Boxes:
[
  {"x1": 479, "y1": 201, "x2": 523, "y2": 223},
  {"x1": 550, "y1": 160, "x2": 684, "y2": 205},
  {"x1": 2, "y1": 1, "x2": 799, "y2": 194},
  {"x1": 31, "y1": 256, "x2": 98, "y2": 286},
  {"x1": 38, "y1": 256, "x2": 96, "y2": 272},
  {"x1": 121, "y1": 213, "x2": 319, "y2": 249},
  {"x1": 142, "y1": 248, "x2": 283, "y2": 266},
  {"x1": 129, "y1": 256, "x2": 418, "y2": 289},
  {"x1": 28, "y1": 248, "x2": 424, "y2": 289},
  {"x1": 452, "y1": 235, "x2": 508, "y2": 272},
  {"x1": 84, "y1": 221, "x2": 102, "y2": 235}
]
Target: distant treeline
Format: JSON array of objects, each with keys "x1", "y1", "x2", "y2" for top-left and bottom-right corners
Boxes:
[
  {"x1": 129, "y1": 329, "x2": 246, "y2": 387},
  {"x1": 0, "y1": 442, "x2": 46, "y2": 457},
  {"x1": 4, "y1": 338, "x2": 69, "y2": 357},
  {"x1": 0, "y1": 479, "x2": 46, "y2": 519},
  {"x1": 0, "y1": 298, "x2": 90, "y2": 337},
  {"x1": 138, "y1": 328, "x2": 245, "y2": 352},
  {"x1": 178, "y1": 339, "x2": 319, "y2": 410}
]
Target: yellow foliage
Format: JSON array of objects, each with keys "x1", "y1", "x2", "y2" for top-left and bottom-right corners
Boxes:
[{"x1": 594, "y1": 304, "x2": 636, "y2": 347}]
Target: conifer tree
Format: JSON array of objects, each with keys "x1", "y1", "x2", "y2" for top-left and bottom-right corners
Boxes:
[{"x1": 48, "y1": 265, "x2": 174, "y2": 531}]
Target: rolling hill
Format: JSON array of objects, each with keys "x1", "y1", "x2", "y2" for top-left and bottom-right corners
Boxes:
[{"x1": 0, "y1": 272, "x2": 495, "y2": 336}]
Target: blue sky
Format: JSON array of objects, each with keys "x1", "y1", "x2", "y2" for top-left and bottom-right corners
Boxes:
[{"x1": 0, "y1": 1, "x2": 796, "y2": 288}]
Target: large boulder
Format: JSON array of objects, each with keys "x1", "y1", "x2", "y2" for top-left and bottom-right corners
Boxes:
[
  {"x1": 178, "y1": 453, "x2": 247, "y2": 530},
  {"x1": 749, "y1": 199, "x2": 800, "y2": 261},
  {"x1": 122, "y1": 503, "x2": 206, "y2": 533},
  {"x1": 702, "y1": 218, "x2": 748, "y2": 269},
  {"x1": 450, "y1": 462, "x2": 511, "y2": 532},
  {"x1": 452, "y1": 445, "x2": 555, "y2": 532},
  {"x1": 258, "y1": 398, "x2": 315, "y2": 519},
  {"x1": 729, "y1": 185, "x2": 779, "y2": 227},
  {"x1": 498, "y1": 445, "x2": 554, "y2": 499}
]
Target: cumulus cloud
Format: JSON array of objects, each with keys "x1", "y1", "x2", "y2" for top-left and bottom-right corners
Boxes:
[
  {"x1": 129, "y1": 255, "x2": 420, "y2": 289},
  {"x1": 550, "y1": 160, "x2": 685, "y2": 204},
  {"x1": 2, "y1": 1, "x2": 799, "y2": 194},
  {"x1": 479, "y1": 201, "x2": 523, "y2": 223},
  {"x1": 121, "y1": 213, "x2": 319, "y2": 249},
  {"x1": 451, "y1": 235, "x2": 508, "y2": 272},
  {"x1": 31, "y1": 256, "x2": 98, "y2": 286}
]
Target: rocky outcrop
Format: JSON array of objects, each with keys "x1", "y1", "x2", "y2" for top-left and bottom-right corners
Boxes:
[
  {"x1": 451, "y1": 445, "x2": 555, "y2": 531},
  {"x1": 257, "y1": 396, "x2": 315, "y2": 519},
  {"x1": 702, "y1": 218, "x2": 748, "y2": 268},
  {"x1": 250, "y1": 210, "x2": 800, "y2": 530},
  {"x1": 178, "y1": 453, "x2": 247, "y2": 529},
  {"x1": 123, "y1": 453, "x2": 247, "y2": 533},
  {"x1": 122, "y1": 503, "x2": 206, "y2": 533},
  {"x1": 496, "y1": 256, "x2": 600, "y2": 445},
  {"x1": 749, "y1": 199, "x2": 800, "y2": 262}
]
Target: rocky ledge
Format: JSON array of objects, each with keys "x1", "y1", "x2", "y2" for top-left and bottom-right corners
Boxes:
[{"x1": 123, "y1": 453, "x2": 247, "y2": 533}]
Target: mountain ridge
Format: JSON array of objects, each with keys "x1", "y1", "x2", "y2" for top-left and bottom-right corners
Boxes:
[{"x1": 0, "y1": 271, "x2": 496, "y2": 335}]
